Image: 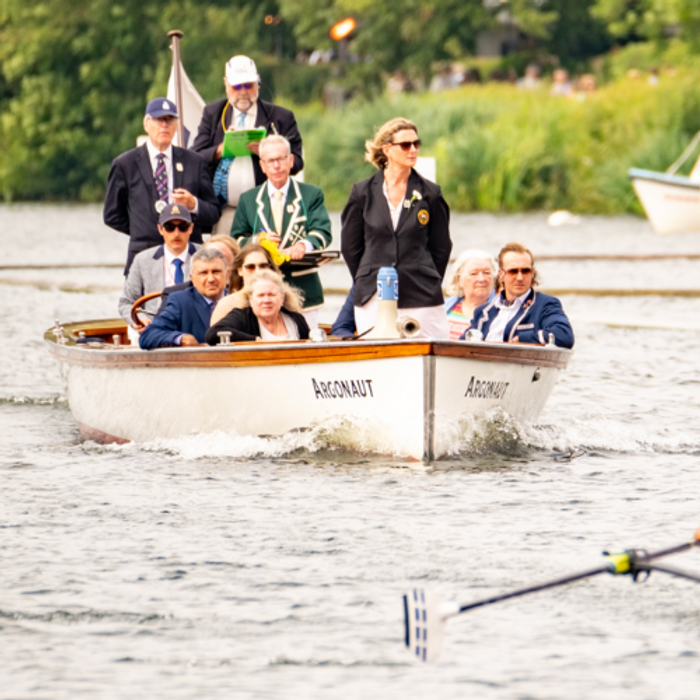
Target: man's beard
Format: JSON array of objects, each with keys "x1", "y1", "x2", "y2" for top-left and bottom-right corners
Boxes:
[{"x1": 230, "y1": 96, "x2": 256, "y2": 113}]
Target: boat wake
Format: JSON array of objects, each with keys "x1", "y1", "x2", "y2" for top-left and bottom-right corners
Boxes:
[{"x1": 77, "y1": 409, "x2": 700, "y2": 462}]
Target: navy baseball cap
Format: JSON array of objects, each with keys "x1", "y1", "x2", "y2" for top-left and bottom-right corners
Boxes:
[
  {"x1": 158, "y1": 202, "x2": 192, "y2": 225},
  {"x1": 145, "y1": 97, "x2": 178, "y2": 119}
]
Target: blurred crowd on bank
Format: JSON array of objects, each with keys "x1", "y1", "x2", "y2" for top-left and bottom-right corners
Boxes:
[{"x1": 385, "y1": 62, "x2": 667, "y2": 100}]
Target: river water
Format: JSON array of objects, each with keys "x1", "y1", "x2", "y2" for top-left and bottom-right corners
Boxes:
[{"x1": 2, "y1": 204, "x2": 700, "y2": 699}]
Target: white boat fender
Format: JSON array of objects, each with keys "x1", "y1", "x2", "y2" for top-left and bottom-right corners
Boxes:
[{"x1": 309, "y1": 328, "x2": 327, "y2": 342}]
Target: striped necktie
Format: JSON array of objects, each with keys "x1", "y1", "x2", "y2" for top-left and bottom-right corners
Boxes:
[
  {"x1": 173, "y1": 258, "x2": 184, "y2": 285},
  {"x1": 272, "y1": 190, "x2": 284, "y2": 234},
  {"x1": 155, "y1": 153, "x2": 168, "y2": 202}
]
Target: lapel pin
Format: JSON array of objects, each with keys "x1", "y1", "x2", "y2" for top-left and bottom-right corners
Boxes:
[
  {"x1": 176, "y1": 162, "x2": 183, "y2": 172},
  {"x1": 286, "y1": 204, "x2": 294, "y2": 214}
]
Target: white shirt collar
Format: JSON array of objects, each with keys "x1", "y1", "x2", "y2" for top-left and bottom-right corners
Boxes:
[
  {"x1": 495, "y1": 288, "x2": 531, "y2": 310},
  {"x1": 267, "y1": 178, "x2": 291, "y2": 201},
  {"x1": 146, "y1": 139, "x2": 173, "y2": 163},
  {"x1": 233, "y1": 102, "x2": 258, "y2": 128},
  {"x1": 163, "y1": 245, "x2": 189, "y2": 266}
]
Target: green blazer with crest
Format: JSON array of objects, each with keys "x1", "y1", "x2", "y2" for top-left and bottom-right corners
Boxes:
[{"x1": 230, "y1": 178, "x2": 332, "y2": 309}]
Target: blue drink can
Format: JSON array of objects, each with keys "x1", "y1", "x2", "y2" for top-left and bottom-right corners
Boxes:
[{"x1": 377, "y1": 267, "x2": 399, "y2": 301}]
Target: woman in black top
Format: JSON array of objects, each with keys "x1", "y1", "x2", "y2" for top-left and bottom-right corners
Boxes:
[
  {"x1": 206, "y1": 269, "x2": 309, "y2": 344},
  {"x1": 340, "y1": 117, "x2": 452, "y2": 338}
]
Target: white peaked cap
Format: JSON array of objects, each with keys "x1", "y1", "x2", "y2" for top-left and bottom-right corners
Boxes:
[{"x1": 225, "y1": 55, "x2": 259, "y2": 84}]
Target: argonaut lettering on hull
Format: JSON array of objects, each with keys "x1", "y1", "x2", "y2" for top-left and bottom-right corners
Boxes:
[
  {"x1": 312, "y1": 379, "x2": 374, "y2": 399},
  {"x1": 464, "y1": 376, "x2": 509, "y2": 400}
]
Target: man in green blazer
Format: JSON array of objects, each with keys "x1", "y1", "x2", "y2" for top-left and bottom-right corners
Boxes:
[{"x1": 230, "y1": 135, "x2": 332, "y2": 327}]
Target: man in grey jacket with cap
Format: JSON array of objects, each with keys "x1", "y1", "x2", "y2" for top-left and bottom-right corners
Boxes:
[
  {"x1": 104, "y1": 97, "x2": 221, "y2": 274},
  {"x1": 118, "y1": 202, "x2": 200, "y2": 331}
]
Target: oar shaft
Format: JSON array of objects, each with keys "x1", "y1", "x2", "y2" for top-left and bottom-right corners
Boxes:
[
  {"x1": 458, "y1": 565, "x2": 610, "y2": 614},
  {"x1": 644, "y1": 562, "x2": 700, "y2": 583},
  {"x1": 645, "y1": 541, "x2": 698, "y2": 561}
]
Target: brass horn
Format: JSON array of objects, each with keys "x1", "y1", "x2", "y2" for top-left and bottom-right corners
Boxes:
[{"x1": 396, "y1": 316, "x2": 421, "y2": 338}]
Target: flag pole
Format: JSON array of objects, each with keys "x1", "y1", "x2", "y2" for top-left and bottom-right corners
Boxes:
[{"x1": 168, "y1": 29, "x2": 185, "y2": 147}]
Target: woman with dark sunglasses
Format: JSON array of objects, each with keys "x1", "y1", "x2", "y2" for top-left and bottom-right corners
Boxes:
[
  {"x1": 209, "y1": 243, "x2": 281, "y2": 326},
  {"x1": 340, "y1": 117, "x2": 452, "y2": 338}
]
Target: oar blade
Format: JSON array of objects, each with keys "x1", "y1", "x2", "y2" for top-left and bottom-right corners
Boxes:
[{"x1": 404, "y1": 588, "x2": 455, "y2": 663}]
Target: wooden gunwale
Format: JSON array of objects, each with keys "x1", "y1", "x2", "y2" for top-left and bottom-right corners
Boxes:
[{"x1": 45, "y1": 319, "x2": 571, "y2": 370}]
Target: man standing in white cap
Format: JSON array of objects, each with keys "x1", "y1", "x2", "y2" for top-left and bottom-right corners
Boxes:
[{"x1": 191, "y1": 55, "x2": 304, "y2": 235}]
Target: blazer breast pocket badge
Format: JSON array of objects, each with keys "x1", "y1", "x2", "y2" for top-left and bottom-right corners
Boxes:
[{"x1": 417, "y1": 209, "x2": 429, "y2": 225}]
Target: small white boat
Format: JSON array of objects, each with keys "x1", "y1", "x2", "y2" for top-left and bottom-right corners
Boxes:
[
  {"x1": 628, "y1": 168, "x2": 700, "y2": 234},
  {"x1": 45, "y1": 319, "x2": 571, "y2": 462},
  {"x1": 629, "y1": 131, "x2": 700, "y2": 234}
]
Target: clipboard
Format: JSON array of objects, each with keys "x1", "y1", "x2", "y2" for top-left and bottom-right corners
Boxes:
[{"x1": 222, "y1": 128, "x2": 267, "y2": 158}]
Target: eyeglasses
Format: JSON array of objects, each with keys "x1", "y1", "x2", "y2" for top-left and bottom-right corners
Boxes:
[
  {"x1": 231, "y1": 82, "x2": 255, "y2": 90},
  {"x1": 162, "y1": 222, "x2": 191, "y2": 233},
  {"x1": 503, "y1": 267, "x2": 533, "y2": 276},
  {"x1": 242, "y1": 262, "x2": 271, "y2": 272},
  {"x1": 261, "y1": 156, "x2": 289, "y2": 166},
  {"x1": 391, "y1": 139, "x2": 422, "y2": 151}
]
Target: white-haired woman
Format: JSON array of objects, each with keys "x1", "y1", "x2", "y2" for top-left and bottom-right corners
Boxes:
[
  {"x1": 445, "y1": 250, "x2": 497, "y2": 340},
  {"x1": 205, "y1": 269, "x2": 309, "y2": 344}
]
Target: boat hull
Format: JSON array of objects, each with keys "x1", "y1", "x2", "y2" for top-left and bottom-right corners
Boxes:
[
  {"x1": 629, "y1": 168, "x2": 700, "y2": 234},
  {"x1": 46, "y1": 321, "x2": 571, "y2": 462}
]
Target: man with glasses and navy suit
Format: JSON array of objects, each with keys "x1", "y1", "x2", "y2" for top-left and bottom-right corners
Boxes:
[
  {"x1": 118, "y1": 203, "x2": 199, "y2": 332},
  {"x1": 464, "y1": 242, "x2": 574, "y2": 348},
  {"x1": 103, "y1": 97, "x2": 221, "y2": 275},
  {"x1": 191, "y1": 55, "x2": 304, "y2": 236}
]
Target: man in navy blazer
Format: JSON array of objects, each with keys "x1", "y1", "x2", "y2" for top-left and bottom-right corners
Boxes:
[
  {"x1": 104, "y1": 97, "x2": 221, "y2": 274},
  {"x1": 140, "y1": 248, "x2": 228, "y2": 350},
  {"x1": 191, "y1": 55, "x2": 303, "y2": 236},
  {"x1": 191, "y1": 55, "x2": 303, "y2": 183},
  {"x1": 466, "y1": 242, "x2": 574, "y2": 348}
]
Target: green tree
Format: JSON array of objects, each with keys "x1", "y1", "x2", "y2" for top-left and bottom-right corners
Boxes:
[
  {"x1": 0, "y1": 0, "x2": 291, "y2": 201},
  {"x1": 279, "y1": 0, "x2": 496, "y2": 80},
  {"x1": 591, "y1": 0, "x2": 688, "y2": 43},
  {"x1": 541, "y1": 0, "x2": 612, "y2": 67},
  {"x1": 0, "y1": 0, "x2": 161, "y2": 200}
]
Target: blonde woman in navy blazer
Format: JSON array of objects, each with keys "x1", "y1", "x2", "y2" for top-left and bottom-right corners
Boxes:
[{"x1": 340, "y1": 117, "x2": 452, "y2": 338}]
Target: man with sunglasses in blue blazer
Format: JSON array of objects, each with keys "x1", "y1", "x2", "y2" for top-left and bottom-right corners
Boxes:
[{"x1": 465, "y1": 242, "x2": 574, "y2": 348}]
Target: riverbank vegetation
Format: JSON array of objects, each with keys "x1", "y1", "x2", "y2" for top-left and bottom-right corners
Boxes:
[
  {"x1": 297, "y1": 53, "x2": 700, "y2": 213},
  {"x1": 1, "y1": 0, "x2": 700, "y2": 213}
]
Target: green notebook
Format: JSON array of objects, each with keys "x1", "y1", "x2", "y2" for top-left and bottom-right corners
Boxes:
[{"x1": 222, "y1": 128, "x2": 267, "y2": 158}]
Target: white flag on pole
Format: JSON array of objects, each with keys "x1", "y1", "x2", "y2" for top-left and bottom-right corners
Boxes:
[{"x1": 167, "y1": 60, "x2": 206, "y2": 148}]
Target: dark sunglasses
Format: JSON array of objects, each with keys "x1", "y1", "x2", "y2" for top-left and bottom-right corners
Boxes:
[
  {"x1": 242, "y1": 262, "x2": 271, "y2": 272},
  {"x1": 231, "y1": 82, "x2": 255, "y2": 90},
  {"x1": 162, "y1": 222, "x2": 191, "y2": 233},
  {"x1": 392, "y1": 139, "x2": 422, "y2": 151},
  {"x1": 503, "y1": 267, "x2": 533, "y2": 276}
]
